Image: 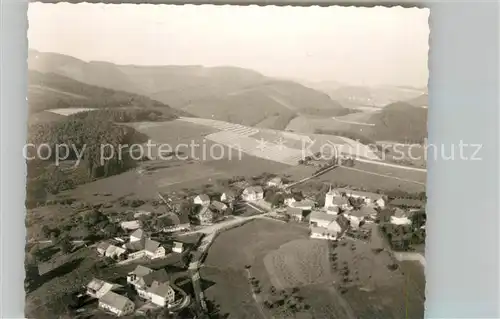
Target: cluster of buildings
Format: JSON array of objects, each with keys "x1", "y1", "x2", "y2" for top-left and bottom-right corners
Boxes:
[
  {"x1": 85, "y1": 264, "x2": 177, "y2": 317},
  {"x1": 96, "y1": 228, "x2": 184, "y2": 263},
  {"x1": 286, "y1": 186, "x2": 387, "y2": 241}
]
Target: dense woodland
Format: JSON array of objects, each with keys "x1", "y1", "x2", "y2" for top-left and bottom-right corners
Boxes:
[{"x1": 26, "y1": 110, "x2": 156, "y2": 208}]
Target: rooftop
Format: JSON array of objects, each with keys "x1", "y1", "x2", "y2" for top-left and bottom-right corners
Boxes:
[
  {"x1": 100, "y1": 291, "x2": 132, "y2": 311},
  {"x1": 310, "y1": 211, "x2": 337, "y2": 223}
]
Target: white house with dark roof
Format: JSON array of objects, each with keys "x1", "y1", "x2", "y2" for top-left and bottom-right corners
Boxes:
[
  {"x1": 194, "y1": 194, "x2": 211, "y2": 206},
  {"x1": 290, "y1": 199, "x2": 315, "y2": 211},
  {"x1": 144, "y1": 238, "x2": 168, "y2": 259},
  {"x1": 309, "y1": 211, "x2": 338, "y2": 228},
  {"x1": 148, "y1": 282, "x2": 175, "y2": 307},
  {"x1": 129, "y1": 268, "x2": 171, "y2": 301},
  {"x1": 310, "y1": 225, "x2": 342, "y2": 241},
  {"x1": 127, "y1": 265, "x2": 154, "y2": 285},
  {"x1": 336, "y1": 188, "x2": 386, "y2": 207},
  {"x1": 242, "y1": 186, "x2": 264, "y2": 202},
  {"x1": 98, "y1": 291, "x2": 135, "y2": 317}
]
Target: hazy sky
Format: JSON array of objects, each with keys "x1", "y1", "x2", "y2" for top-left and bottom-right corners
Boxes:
[{"x1": 28, "y1": 3, "x2": 429, "y2": 87}]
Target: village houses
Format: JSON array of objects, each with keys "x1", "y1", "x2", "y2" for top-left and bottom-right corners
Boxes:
[
  {"x1": 336, "y1": 188, "x2": 386, "y2": 207},
  {"x1": 220, "y1": 189, "x2": 238, "y2": 209},
  {"x1": 287, "y1": 207, "x2": 305, "y2": 222},
  {"x1": 267, "y1": 176, "x2": 283, "y2": 188},
  {"x1": 86, "y1": 278, "x2": 121, "y2": 299},
  {"x1": 242, "y1": 186, "x2": 264, "y2": 202},
  {"x1": 193, "y1": 194, "x2": 211, "y2": 206},
  {"x1": 196, "y1": 205, "x2": 215, "y2": 225},
  {"x1": 172, "y1": 241, "x2": 184, "y2": 254},
  {"x1": 127, "y1": 266, "x2": 175, "y2": 306},
  {"x1": 98, "y1": 291, "x2": 135, "y2": 317}
]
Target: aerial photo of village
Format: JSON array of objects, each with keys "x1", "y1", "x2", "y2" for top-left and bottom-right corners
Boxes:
[{"x1": 25, "y1": 4, "x2": 429, "y2": 319}]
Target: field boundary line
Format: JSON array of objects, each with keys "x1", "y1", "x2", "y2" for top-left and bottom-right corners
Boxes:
[{"x1": 338, "y1": 166, "x2": 426, "y2": 185}]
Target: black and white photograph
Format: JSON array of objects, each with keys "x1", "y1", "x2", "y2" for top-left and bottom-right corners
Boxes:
[{"x1": 25, "y1": 4, "x2": 429, "y2": 318}]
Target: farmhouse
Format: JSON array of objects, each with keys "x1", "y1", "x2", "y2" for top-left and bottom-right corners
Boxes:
[
  {"x1": 284, "y1": 197, "x2": 296, "y2": 207},
  {"x1": 336, "y1": 188, "x2": 386, "y2": 207},
  {"x1": 129, "y1": 268, "x2": 171, "y2": 301},
  {"x1": 130, "y1": 229, "x2": 145, "y2": 243},
  {"x1": 86, "y1": 278, "x2": 121, "y2": 299},
  {"x1": 162, "y1": 212, "x2": 191, "y2": 233},
  {"x1": 324, "y1": 187, "x2": 350, "y2": 210},
  {"x1": 310, "y1": 225, "x2": 341, "y2": 240},
  {"x1": 242, "y1": 186, "x2": 264, "y2": 202},
  {"x1": 172, "y1": 241, "x2": 184, "y2": 254},
  {"x1": 267, "y1": 177, "x2": 283, "y2": 187},
  {"x1": 144, "y1": 238, "x2": 169, "y2": 259},
  {"x1": 309, "y1": 211, "x2": 338, "y2": 228},
  {"x1": 194, "y1": 194, "x2": 211, "y2": 206},
  {"x1": 290, "y1": 199, "x2": 315, "y2": 211},
  {"x1": 210, "y1": 200, "x2": 228, "y2": 214},
  {"x1": 128, "y1": 265, "x2": 153, "y2": 282},
  {"x1": 287, "y1": 207, "x2": 305, "y2": 221},
  {"x1": 96, "y1": 242, "x2": 111, "y2": 256},
  {"x1": 98, "y1": 291, "x2": 135, "y2": 317},
  {"x1": 148, "y1": 282, "x2": 176, "y2": 307},
  {"x1": 220, "y1": 190, "x2": 238, "y2": 208},
  {"x1": 196, "y1": 205, "x2": 215, "y2": 225},
  {"x1": 104, "y1": 244, "x2": 127, "y2": 259}
]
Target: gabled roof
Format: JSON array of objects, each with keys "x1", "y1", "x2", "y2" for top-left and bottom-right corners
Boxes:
[
  {"x1": 309, "y1": 211, "x2": 337, "y2": 223},
  {"x1": 130, "y1": 228, "x2": 145, "y2": 239},
  {"x1": 99, "y1": 291, "x2": 132, "y2": 311},
  {"x1": 336, "y1": 188, "x2": 383, "y2": 200},
  {"x1": 268, "y1": 177, "x2": 282, "y2": 184},
  {"x1": 222, "y1": 189, "x2": 237, "y2": 198},
  {"x1": 210, "y1": 201, "x2": 227, "y2": 211},
  {"x1": 129, "y1": 265, "x2": 153, "y2": 277},
  {"x1": 147, "y1": 282, "x2": 172, "y2": 297},
  {"x1": 142, "y1": 269, "x2": 170, "y2": 286},
  {"x1": 195, "y1": 194, "x2": 210, "y2": 202},
  {"x1": 124, "y1": 239, "x2": 145, "y2": 252},
  {"x1": 144, "y1": 238, "x2": 161, "y2": 253},
  {"x1": 244, "y1": 186, "x2": 263, "y2": 194},
  {"x1": 97, "y1": 241, "x2": 111, "y2": 251},
  {"x1": 331, "y1": 196, "x2": 349, "y2": 206},
  {"x1": 121, "y1": 220, "x2": 141, "y2": 230},
  {"x1": 291, "y1": 199, "x2": 315, "y2": 209},
  {"x1": 173, "y1": 242, "x2": 184, "y2": 249},
  {"x1": 349, "y1": 206, "x2": 377, "y2": 218}
]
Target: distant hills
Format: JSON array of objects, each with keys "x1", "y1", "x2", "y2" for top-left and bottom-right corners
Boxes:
[
  {"x1": 302, "y1": 81, "x2": 426, "y2": 108},
  {"x1": 405, "y1": 93, "x2": 428, "y2": 108},
  {"x1": 29, "y1": 50, "x2": 350, "y2": 129},
  {"x1": 367, "y1": 102, "x2": 428, "y2": 143},
  {"x1": 29, "y1": 70, "x2": 175, "y2": 111}
]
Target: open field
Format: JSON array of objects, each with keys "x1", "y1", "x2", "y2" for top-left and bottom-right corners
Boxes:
[
  {"x1": 263, "y1": 239, "x2": 331, "y2": 289},
  {"x1": 202, "y1": 220, "x2": 309, "y2": 318},
  {"x1": 202, "y1": 219, "x2": 424, "y2": 319}
]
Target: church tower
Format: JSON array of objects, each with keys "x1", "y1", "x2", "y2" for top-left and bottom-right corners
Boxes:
[{"x1": 324, "y1": 185, "x2": 334, "y2": 209}]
